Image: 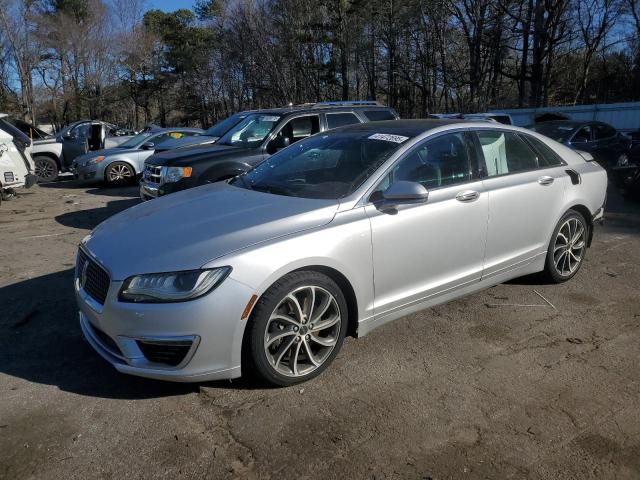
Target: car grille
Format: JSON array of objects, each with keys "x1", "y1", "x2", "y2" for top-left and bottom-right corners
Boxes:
[
  {"x1": 4, "y1": 172, "x2": 15, "y2": 183},
  {"x1": 77, "y1": 249, "x2": 111, "y2": 305},
  {"x1": 143, "y1": 164, "x2": 162, "y2": 184},
  {"x1": 136, "y1": 340, "x2": 193, "y2": 367}
]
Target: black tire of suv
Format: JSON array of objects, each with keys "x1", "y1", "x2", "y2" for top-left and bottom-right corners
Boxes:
[
  {"x1": 543, "y1": 210, "x2": 589, "y2": 283},
  {"x1": 34, "y1": 156, "x2": 58, "y2": 182},
  {"x1": 243, "y1": 271, "x2": 348, "y2": 387}
]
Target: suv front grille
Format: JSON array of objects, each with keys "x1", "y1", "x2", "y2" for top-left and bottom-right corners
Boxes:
[
  {"x1": 4, "y1": 172, "x2": 15, "y2": 183},
  {"x1": 77, "y1": 249, "x2": 111, "y2": 305},
  {"x1": 143, "y1": 165, "x2": 162, "y2": 184},
  {"x1": 136, "y1": 340, "x2": 193, "y2": 367}
]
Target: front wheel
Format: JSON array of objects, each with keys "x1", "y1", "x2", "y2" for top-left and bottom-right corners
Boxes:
[
  {"x1": 34, "y1": 156, "x2": 58, "y2": 182},
  {"x1": 244, "y1": 271, "x2": 348, "y2": 386},
  {"x1": 543, "y1": 210, "x2": 588, "y2": 283},
  {"x1": 105, "y1": 162, "x2": 135, "y2": 185}
]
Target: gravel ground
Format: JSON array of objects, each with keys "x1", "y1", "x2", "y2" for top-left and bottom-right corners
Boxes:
[{"x1": 1, "y1": 179, "x2": 639, "y2": 480}]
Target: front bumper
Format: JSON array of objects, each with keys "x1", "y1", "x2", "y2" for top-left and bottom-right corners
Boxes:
[
  {"x1": 76, "y1": 264, "x2": 254, "y2": 382},
  {"x1": 72, "y1": 163, "x2": 101, "y2": 182},
  {"x1": 139, "y1": 180, "x2": 159, "y2": 200}
]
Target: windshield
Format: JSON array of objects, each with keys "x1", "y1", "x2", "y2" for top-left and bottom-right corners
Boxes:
[
  {"x1": 217, "y1": 114, "x2": 281, "y2": 148},
  {"x1": 204, "y1": 113, "x2": 248, "y2": 137},
  {"x1": 230, "y1": 130, "x2": 411, "y2": 199},
  {"x1": 118, "y1": 131, "x2": 153, "y2": 148},
  {"x1": 532, "y1": 124, "x2": 577, "y2": 143}
]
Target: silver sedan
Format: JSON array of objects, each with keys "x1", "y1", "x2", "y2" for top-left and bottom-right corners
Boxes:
[
  {"x1": 71, "y1": 127, "x2": 203, "y2": 185},
  {"x1": 75, "y1": 120, "x2": 607, "y2": 385}
]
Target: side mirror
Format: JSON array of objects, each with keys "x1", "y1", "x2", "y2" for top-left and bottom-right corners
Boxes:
[
  {"x1": 381, "y1": 181, "x2": 429, "y2": 208},
  {"x1": 141, "y1": 142, "x2": 155, "y2": 150},
  {"x1": 267, "y1": 135, "x2": 290, "y2": 154},
  {"x1": 63, "y1": 134, "x2": 74, "y2": 140}
]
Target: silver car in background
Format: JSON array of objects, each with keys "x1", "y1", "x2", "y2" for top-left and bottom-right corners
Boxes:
[
  {"x1": 75, "y1": 120, "x2": 607, "y2": 385},
  {"x1": 72, "y1": 127, "x2": 203, "y2": 185}
]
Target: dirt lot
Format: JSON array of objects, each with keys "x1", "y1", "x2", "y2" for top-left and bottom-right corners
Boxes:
[{"x1": 1, "y1": 179, "x2": 639, "y2": 480}]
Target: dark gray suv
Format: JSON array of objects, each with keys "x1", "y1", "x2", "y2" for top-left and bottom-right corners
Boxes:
[{"x1": 140, "y1": 101, "x2": 399, "y2": 199}]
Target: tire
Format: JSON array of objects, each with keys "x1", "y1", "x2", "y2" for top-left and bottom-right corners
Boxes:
[
  {"x1": 244, "y1": 271, "x2": 348, "y2": 386},
  {"x1": 34, "y1": 156, "x2": 58, "y2": 182},
  {"x1": 105, "y1": 161, "x2": 135, "y2": 185},
  {"x1": 543, "y1": 210, "x2": 589, "y2": 283}
]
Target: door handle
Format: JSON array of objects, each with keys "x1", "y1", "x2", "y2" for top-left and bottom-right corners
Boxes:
[
  {"x1": 538, "y1": 176, "x2": 554, "y2": 186},
  {"x1": 456, "y1": 190, "x2": 480, "y2": 202}
]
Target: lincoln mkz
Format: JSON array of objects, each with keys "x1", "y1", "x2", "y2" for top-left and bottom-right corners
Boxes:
[{"x1": 76, "y1": 120, "x2": 607, "y2": 386}]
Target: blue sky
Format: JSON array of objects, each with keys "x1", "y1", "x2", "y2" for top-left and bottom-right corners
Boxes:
[{"x1": 149, "y1": 0, "x2": 196, "y2": 12}]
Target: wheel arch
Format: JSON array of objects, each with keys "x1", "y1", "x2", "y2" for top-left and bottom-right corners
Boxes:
[
  {"x1": 566, "y1": 203, "x2": 595, "y2": 247},
  {"x1": 33, "y1": 151, "x2": 61, "y2": 169},
  {"x1": 289, "y1": 265, "x2": 360, "y2": 339}
]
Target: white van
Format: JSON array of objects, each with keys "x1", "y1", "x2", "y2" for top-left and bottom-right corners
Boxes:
[{"x1": 0, "y1": 114, "x2": 37, "y2": 205}]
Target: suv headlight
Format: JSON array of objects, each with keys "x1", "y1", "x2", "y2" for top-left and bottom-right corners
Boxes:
[
  {"x1": 162, "y1": 166, "x2": 192, "y2": 183},
  {"x1": 119, "y1": 267, "x2": 231, "y2": 303}
]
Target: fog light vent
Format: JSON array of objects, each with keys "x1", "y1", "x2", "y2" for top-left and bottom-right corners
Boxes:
[{"x1": 136, "y1": 340, "x2": 193, "y2": 367}]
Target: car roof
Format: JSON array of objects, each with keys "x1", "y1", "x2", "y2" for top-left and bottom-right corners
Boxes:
[
  {"x1": 241, "y1": 103, "x2": 396, "y2": 117},
  {"x1": 326, "y1": 118, "x2": 468, "y2": 136},
  {"x1": 535, "y1": 120, "x2": 609, "y2": 129},
  {"x1": 149, "y1": 126, "x2": 203, "y2": 133}
]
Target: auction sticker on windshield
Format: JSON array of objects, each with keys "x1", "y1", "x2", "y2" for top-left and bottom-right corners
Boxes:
[
  {"x1": 368, "y1": 133, "x2": 409, "y2": 143},
  {"x1": 260, "y1": 116, "x2": 280, "y2": 122}
]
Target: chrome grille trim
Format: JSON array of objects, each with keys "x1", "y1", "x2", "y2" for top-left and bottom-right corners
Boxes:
[{"x1": 143, "y1": 164, "x2": 162, "y2": 184}]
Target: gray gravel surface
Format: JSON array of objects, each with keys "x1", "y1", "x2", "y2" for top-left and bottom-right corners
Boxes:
[{"x1": 1, "y1": 180, "x2": 639, "y2": 479}]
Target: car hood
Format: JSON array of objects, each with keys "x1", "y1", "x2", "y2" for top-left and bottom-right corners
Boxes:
[
  {"x1": 145, "y1": 144, "x2": 244, "y2": 167},
  {"x1": 155, "y1": 135, "x2": 217, "y2": 152},
  {"x1": 83, "y1": 182, "x2": 339, "y2": 280}
]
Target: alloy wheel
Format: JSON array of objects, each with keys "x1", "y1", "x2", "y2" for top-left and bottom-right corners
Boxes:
[
  {"x1": 35, "y1": 158, "x2": 56, "y2": 182},
  {"x1": 553, "y1": 217, "x2": 586, "y2": 276},
  {"x1": 264, "y1": 285, "x2": 341, "y2": 377},
  {"x1": 108, "y1": 164, "x2": 133, "y2": 182}
]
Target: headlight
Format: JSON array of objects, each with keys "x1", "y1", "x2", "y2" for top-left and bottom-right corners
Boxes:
[
  {"x1": 119, "y1": 267, "x2": 231, "y2": 303},
  {"x1": 86, "y1": 156, "x2": 105, "y2": 166},
  {"x1": 162, "y1": 166, "x2": 192, "y2": 183}
]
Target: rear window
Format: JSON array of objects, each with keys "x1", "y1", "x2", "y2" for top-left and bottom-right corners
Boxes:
[
  {"x1": 326, "y1": 112, "x2": 361, "y2": 129},
  {"x1": 363, "y1": 109, "x2": 396, "y2": 121}
]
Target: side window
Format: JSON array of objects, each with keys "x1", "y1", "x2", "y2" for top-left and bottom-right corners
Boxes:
[
  {"x1": 476, "y1": 131, "x2": 538, "y2": 177},
  {"x1": 280, "y1": 115, "x2": 320, "y2": 144},
  {"x1": 524, "y1": 135, "x2": 564, "y2": 167},
  {"x1": 390, "y1": 132, "x2": 471, "y2": 190},
  {"x1": 363, "y1": 109, "x2": 396, "y2": 121},
  {"x1": 71, "y1": 123, "x2": 90, "y2": 138},
  {"x1": 572, "y1": 126, "x2": 592, "y2": 143},
  {"x1": 326, "y1": 113, "x2": 361, "y2": 129},
  {"x1": 594, "y1": 124, "x2": 615, "y2": 140}
]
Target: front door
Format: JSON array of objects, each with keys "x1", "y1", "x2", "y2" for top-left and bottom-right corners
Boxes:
[{"x1": 365, "y1": 131, "x2": 488, "y2": 321}]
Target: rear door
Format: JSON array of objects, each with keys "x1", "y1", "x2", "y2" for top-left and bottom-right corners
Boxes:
[{"x1": 473, "y1": 129, "x2": 567, "y2": 279}]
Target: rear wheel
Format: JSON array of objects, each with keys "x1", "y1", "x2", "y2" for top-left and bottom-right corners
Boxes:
[
  {"x1": 105, "y1": 162, "x2": 135, "y2": 185},
  {"x1": 34, "y1": 156, "x2": 58, "y2": 182},
  {"x1": 543, "y1": 210, "x2": 588, "y2": 283},
  {"x1": 244, "y1": 271, "x2": 348, "y2": 386}
]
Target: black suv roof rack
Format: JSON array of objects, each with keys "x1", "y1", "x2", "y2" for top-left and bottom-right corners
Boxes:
[{"x1": 285, "y1": 100, "x2": 384, "y2": 109}]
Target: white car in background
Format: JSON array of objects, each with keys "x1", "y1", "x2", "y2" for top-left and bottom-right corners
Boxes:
[{"x1": 0, "y1": 114, "x2": 36, "y2": 205}]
